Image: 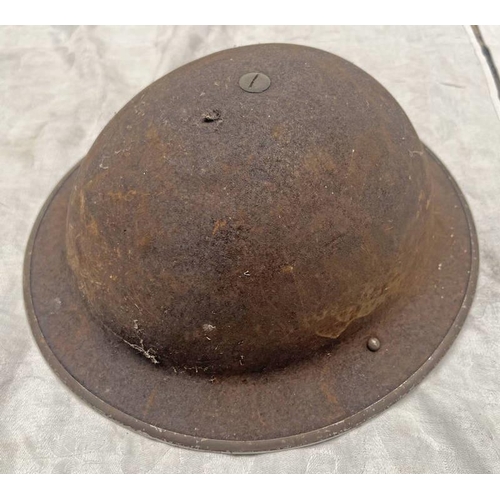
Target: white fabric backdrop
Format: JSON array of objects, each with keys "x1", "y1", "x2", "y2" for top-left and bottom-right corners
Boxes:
[{"x1": 1, "y1": 25, "x2": 499, "y2": 473}]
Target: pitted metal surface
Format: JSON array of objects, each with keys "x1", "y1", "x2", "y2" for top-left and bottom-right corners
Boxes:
[
  {"x1": 24, "y1": 44, "x2": 478, "y2": 453},
  {"x1": 66, "y1": 44, "x2": 432, "y2": 375}
]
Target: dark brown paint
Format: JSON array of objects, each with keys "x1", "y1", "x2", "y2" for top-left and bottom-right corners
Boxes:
[{"x1": 24, "y1": 44, "x2": 478, "y2": 453}]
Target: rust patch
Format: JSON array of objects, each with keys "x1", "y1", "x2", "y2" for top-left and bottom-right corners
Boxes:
[
  {"x1": 64, "y1": 44, "x2": 441, "y2": 376},
  {"x1": 281, "y1": 264, "x2": 294, "y2": 274},
  {"x1": 25, "y1": 43, "x2": 478, "y2": 453},
  {"x1": 107, "y1": 190, "x2": 138, "y2": 202},
  {"x1": 212, "y1": 219, "x2": 227, "y2": 235}
]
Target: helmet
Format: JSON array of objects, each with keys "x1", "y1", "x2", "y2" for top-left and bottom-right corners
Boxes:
[{"x1": 24, "y1": 43, "x2": 478, "y2": 453}]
